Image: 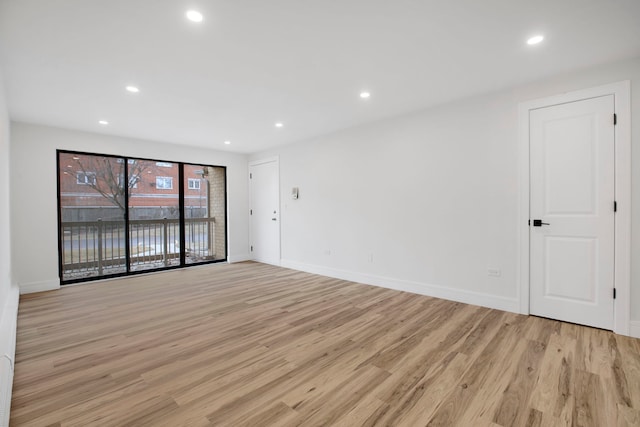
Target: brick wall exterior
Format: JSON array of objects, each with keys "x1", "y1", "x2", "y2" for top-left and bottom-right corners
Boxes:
[{"x1": 207, "y1": 166, "x2": 227, "y2": 259}]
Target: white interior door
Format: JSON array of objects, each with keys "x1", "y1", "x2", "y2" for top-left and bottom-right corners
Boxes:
[
  {"x1": 249, "y1": 159, "x2": 280, "y2": 265},
  {"x1": 529, "y1": 95, "x2": 615, "y2": 330}
]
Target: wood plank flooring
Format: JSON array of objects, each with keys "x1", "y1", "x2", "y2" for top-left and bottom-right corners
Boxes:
[{"x1": 11, "y1": 262, "x2": 640, "y2": 426}]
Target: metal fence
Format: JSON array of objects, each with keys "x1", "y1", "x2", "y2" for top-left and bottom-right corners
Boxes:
[{"x1": 60, "y1": 217, "x2": 216, "y2": 279}]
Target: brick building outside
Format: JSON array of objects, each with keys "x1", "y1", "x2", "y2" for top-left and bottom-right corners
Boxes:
[{"x1": 59, "y1": 152, "x2": 221, "y2": 222}]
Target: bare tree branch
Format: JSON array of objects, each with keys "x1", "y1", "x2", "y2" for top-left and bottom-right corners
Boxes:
[{"x1": 73, "y1": 156, "x2": 150, "y2": 213}]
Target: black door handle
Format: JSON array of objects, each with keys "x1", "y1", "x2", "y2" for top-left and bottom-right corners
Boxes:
[{"x1": 532, "y1": 219, "x2": 550, "y2": 227}]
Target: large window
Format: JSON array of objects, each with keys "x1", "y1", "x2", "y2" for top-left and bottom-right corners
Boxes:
[
  {"x1": 184, "y1": 165, "x2": 226, "y2": 265},
  {"x1": 57, "y1": 150, "x2": 227, "y2": 284}
]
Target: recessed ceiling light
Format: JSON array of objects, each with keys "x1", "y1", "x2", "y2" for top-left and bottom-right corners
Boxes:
[
  {"x1": 67, "y1": 165, "x2": 72, "y2": 168},
  {"x1": 186, "y1": 10, "x2": 203, "y2": 22},
  {"x1": 72, "y1": 156, "x2": 80, "y2": 160},
  {"x1": 224, "y1": 140, "x2": 231, "y2": 145},
  {"x1": 275, "y1": 122, "x2": 284, "y2": 128},
  {"x1": 126, "y1": 86, "x2": 140, "y2": 93},
  {"x1": 98, "y1": 120, "x2": 109, "y2": 125},
  {"x1": 527, "y1": 35, "x2": 544, "y2": 45},
  {"x1": 360, "y1": 92, "x2": 371, "y2": 99}
]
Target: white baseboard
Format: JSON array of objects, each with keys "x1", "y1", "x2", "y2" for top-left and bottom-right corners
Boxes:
[
  {"x1": 280, "y1": 259, "x2": 520, "y2": 314},
  {"x1": 228, "y1": 254, "x2": 252, "y2": 263},
  {"x1": 0, "y1": 283, "x2": 19, "y2": 427},
  {"x1": 19, "y1": 279, "x2": 60, "y2": 294},
  {"x1": 629, "y1": 321, "x2": 640, "y2": 339}
]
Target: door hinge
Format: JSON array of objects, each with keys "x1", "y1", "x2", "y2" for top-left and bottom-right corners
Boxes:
[
  {"x1": 613, "y1": 288, "x2": 617, "y2": 299},
  {"x1": 251, "y1": 245, "x2": 253, "y2": 252},
  {"x1": 250, "y1": 209, "x2": 252, "y2": 215},
  {"x1": 250, "y1": 173, "x2": 252, "y2": 179},
  {"x1": 613, "y1": 114, "x2": 617, "y2": 125},
  {"x1": 528, "y1": 219, "x2": 530, "y2": 226},
  {"x1": 614, "y1": 201, "x2": 617, "y2": 212}
]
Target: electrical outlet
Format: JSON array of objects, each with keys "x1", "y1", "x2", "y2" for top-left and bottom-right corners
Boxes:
[{"x1": 487, "y1": 268, "x2": 501, "y2": 277}]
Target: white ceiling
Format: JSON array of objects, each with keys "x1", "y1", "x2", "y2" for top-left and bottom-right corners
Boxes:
[{"x1": 1, "y1": 0, "x2": 639, "y2": 153}]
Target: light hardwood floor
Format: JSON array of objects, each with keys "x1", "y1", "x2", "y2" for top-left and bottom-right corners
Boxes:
[{"x1": 11, "y1": 262, "x2": 640, "y2": 426}]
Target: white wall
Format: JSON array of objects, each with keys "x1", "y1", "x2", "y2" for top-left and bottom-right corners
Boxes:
[
  {"x1": 0, "y1": 66, "x2": 18, "y2": 427},
  {"x1": 10, "y1": 123, "x2": 250, "y2": 293},
  {"x1": 0, "y1": 68, "x2": 11, "y2": 316},
  {"x1": 0, "y1": 66, "x2": 15, "y2": 318},
  {"x1": 251, "y1": 56, "x2": 640, "y2": 320}
]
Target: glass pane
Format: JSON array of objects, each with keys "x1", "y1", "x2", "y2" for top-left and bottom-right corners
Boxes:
[
  {"x1": 184, "y1": 165, "x2": 226, "y2": 264},
  {"x1": 128, "y1": 160, "x2": 181, "y2": 271},
  {"x1": 58, "y1": 152, "x2": 127, "y2": 281}
]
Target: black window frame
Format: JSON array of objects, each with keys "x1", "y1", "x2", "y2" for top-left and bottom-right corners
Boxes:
[{"x1": 57, "y1": 149, "x2": 228, "y2": 285}]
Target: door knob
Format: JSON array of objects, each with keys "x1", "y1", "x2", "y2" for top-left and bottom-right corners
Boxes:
[
  {"x1": 532, "y1": 219, "x2": 550, "y2": 227},
  {"x1": 272, "y1": 218, "x2": 277, "y2": 221}
]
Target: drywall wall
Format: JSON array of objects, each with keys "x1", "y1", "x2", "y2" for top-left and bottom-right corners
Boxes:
[
  {"x1": 0, "y1": 68, "x2": 11, "y2": 319},
  {"x1": 9, "y1": 123, "x2": 249, "y2": 293},
  {"x1": 0, "y1": 66, "x2": 18, "y2": 427},
  {"x1": 0, "y1": 66, "x2": 17, "y2": 314},
  {"x1": 250, "y1": 56, "x2": 640, "y2": 320}
]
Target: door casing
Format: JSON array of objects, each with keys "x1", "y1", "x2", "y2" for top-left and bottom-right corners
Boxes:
[{"x1": 518, "y1": 81, "x2": 631, "y2": 335}]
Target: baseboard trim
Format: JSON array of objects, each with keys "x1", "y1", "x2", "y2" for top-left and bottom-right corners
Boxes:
[
  {"x1": 280, "y1": 259, "x2": 520, "y2": 314},
  {"x1": 629, "y1": 321, "x2": 640, "y2": 339},
  {"x1": 19, "y1": 279, "x2": 60, "y2": 294},
  {"x1": 0, "y1": 284, "x2": 19, "y2": 427}
]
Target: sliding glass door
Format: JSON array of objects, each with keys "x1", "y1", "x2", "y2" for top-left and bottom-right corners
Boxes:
[
  {"x1": 58, "y1": 152, "x2": 128, "y2": 281},
  {"x1": 184, "y1": 164, "x2": 227, "y2": 264},
  {"x1": 127, "y1": 159, "x2": 182, "y2": 272},
  {"x1": 57, "y1": 151, "x2": 227, "y2": 284}
]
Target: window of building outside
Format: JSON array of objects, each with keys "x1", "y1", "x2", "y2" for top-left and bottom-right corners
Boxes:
[
  {"x1": 76, "y1": 171, "x2": 96, "y2": 185},
  {"x1": 188, "y1": 178, "x2": 200, "y2": 190},
  {"x1": 155, "y1": 176, "x2": 173, "y2": 189},
  {"x1": 57, "y1": 151, "x2": 227, "y2": 284}
]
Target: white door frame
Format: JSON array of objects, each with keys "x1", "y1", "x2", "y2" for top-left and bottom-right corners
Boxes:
[
  {"x1": 518, "y1": 81, "x2": 631, "y2": 335},
  {"x1": 248, "y1": 156, "x2": 281, "y2": 265}
]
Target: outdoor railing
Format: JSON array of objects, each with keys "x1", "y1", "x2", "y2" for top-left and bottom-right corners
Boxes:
[{"x1": 60, "y1": 217, "x2": 216, "y2": 279}]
